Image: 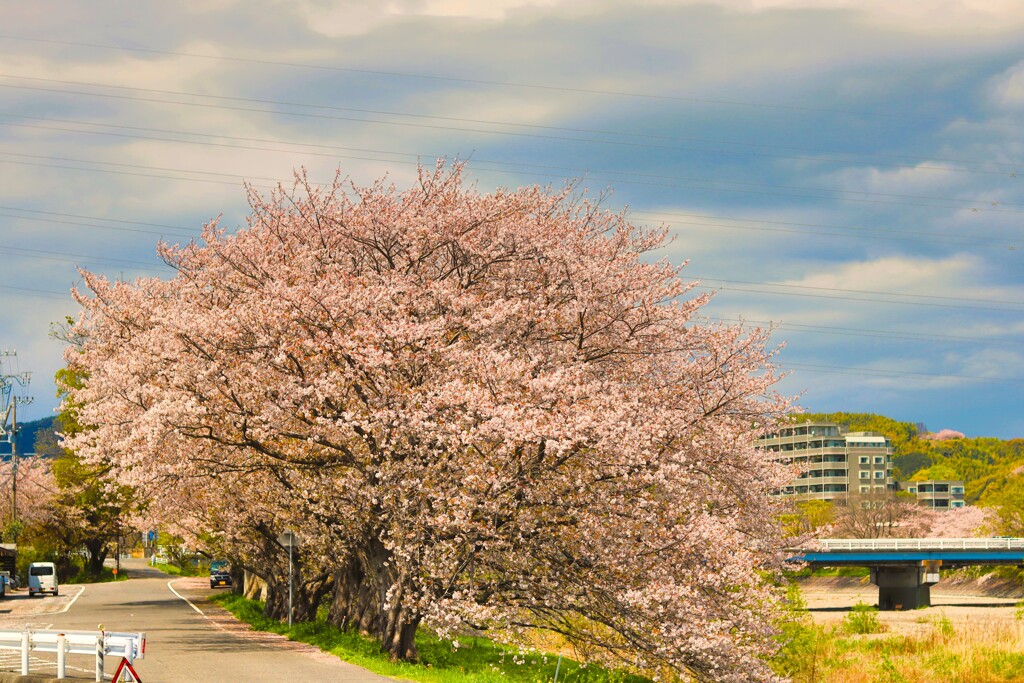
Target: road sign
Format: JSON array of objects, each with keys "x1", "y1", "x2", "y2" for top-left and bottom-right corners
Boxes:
[
  {"x1": 112, "y1": 656, "x2": 143, "y2": 681},
  {"x1": 277, "y1": 531, "x2": 300, "y2": 548}
]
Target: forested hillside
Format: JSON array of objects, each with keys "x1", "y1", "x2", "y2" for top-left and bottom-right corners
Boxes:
[
  {"x1": 798, "y1": 412, "x2": 1024, "y2": 503},
  {"x1": 0, "y1": 416, "x2": 56, "y2": 457}
]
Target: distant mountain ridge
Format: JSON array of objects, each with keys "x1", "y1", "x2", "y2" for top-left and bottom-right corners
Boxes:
[{"x1": 0, "y1": 416, "x2": 57, "y2": 457}]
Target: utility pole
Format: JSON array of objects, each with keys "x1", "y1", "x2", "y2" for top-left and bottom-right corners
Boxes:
[{"x1": 1, "y1": 351, "x2": 32, "y2": 542}]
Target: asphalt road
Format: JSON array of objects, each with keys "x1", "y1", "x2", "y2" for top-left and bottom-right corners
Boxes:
[{"x1": 0, "y1": 558, "x2": 395, "y2": 682}]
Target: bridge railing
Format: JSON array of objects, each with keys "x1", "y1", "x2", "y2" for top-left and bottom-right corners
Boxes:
[{"x1": 815, "y1": 538, "x2": 1024, "y2": 552}]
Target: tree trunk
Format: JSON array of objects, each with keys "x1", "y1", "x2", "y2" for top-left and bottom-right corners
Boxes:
[
  {"x1": 84, "y1": 539, "x2": 108, "y2": 577},
  {"x1": 327, "y1": 537, "x2": 422, "y2": 661},
  {"x1": 259, "y1": 551, "x2": 330, "y2": 624}
]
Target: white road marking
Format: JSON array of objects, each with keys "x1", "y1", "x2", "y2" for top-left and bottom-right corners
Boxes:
[
  {"x1": 58, "y1": 586, "x2": 85, "y2": 614},
  {"x1": 167, "y1": 579, "x2": 207, "y2": 618}
]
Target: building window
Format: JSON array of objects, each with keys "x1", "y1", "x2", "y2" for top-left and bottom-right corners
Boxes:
[
  {"x1": 908, "y1": 487, "x2": 917, "y2": 494},
  {"x1": 874, "y1": 456, "x2": 885, "y2": 464},
  {"x1": 951, "y1": 501, "x2": 965, "y2": 508},
  {"x1": 874, "y1": 485, "x2": 885, "y2": 492},
  {"x1": 859, "y1": 456, "x2": 869, "y2": 464},
  {"x1": 860, "y1": 486, "x2": 870, "y2": 493},
  {"x1": 874, "y1": 471, "x2": 885, "y2": 479},
  {"x1": 952, "y1": 486, "x2": 964, "y2": 494},
  {"x1": 860, "y1": 471, "x2": 870, "y2": 479}
]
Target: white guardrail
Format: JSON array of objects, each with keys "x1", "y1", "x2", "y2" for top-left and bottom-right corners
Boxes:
[
  {"x1": 0, "y1": 628, "x2": 145, "y2": 681},
  {"x1": 818, "y1": 538, "x2": 1024, "y2": 552}
]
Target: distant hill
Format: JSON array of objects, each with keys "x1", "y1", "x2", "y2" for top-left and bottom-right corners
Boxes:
[
  {"x1": 0, "y1": 416, "x2": 57, "y2": 458},
  {"x1": 797, "y1": 412, "x2": 1024, "y2": 504}
]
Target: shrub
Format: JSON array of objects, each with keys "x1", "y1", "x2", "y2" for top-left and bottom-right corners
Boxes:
[{"x1": 841, "y1": 602, "x2": 884, "y2": 635}]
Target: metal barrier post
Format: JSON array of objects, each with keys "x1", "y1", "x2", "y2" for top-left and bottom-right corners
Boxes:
[
  {"x1": 56, "y1": 633, "x2": 66, "y2": 679},
  {"x1": 21, "y1": 630, "x2": 29, "y2": 674},
  {"x1": 95, "y1": 632, "x2": 104, "y2": 683}
]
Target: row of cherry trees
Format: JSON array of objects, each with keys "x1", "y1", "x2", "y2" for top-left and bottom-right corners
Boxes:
[{"x1": 64, "y1": 163, "x2": 793, "y2": 682}]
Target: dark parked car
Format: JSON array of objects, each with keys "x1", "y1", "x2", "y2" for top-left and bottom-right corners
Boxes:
[{"x1": 210, "y1": 560, "x2": 232, "y2": 589}]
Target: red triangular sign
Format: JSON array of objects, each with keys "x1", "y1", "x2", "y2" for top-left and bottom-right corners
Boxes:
[{"x1": 112, "y1": 657, "x2": 143, "y2": 682}]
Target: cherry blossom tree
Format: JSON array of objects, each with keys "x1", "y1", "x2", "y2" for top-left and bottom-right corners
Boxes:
[
  {"x1": 0, "y1": 456, "x2": 54, "y2": 539},
  {"x1": 64, "y1": 163, "x2": 791, "y2": 682},
  {"x1": 924, "y1": 504, "x2": 988, "y2": 537},
  {"x1": 923, "y1": 429, "x2": 965, "y2": 441},
  {"x1": 830, "y1": 492, "x2": 931, "y2": 539}
]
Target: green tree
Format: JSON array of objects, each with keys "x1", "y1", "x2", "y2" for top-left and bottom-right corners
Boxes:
[
  {"x1": 33, "y1": 367, "x2": 143, "y2": 577},
  {"x1": 983, "y1": 475, "x2": 1024, "y2": 537},
  {"x1": 779, "y1": 500, "x2": 834, "y2": 538},
  {"x1": 893, "y1": 451, "x2": 932, "y2": 480},
  {"x1": 910, "y1": 463, "x2": 961, "y2": 481}
]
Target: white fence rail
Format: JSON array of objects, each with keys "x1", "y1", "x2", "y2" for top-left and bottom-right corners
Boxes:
[
  {"x1": 0, "y1": 628, "x2": 145, "y2": 681},
  {"x1": 817, "y1": 538, "x2": 1024, "y2": 552}
]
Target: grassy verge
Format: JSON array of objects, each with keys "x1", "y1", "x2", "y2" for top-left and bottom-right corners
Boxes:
[
  {"x1": 151, "y1": 561, "x2": 206, "y2": 577},
  {"x1": 68, "y1": 566, "x2": 129, "y2": 583},
  {"x1": 210, "y1": 593, "x2": 648, "y2": 683}
]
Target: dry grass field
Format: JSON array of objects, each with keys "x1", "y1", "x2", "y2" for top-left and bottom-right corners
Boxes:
[{"x1": 778, "y1": 576, "x2": 1024, "y2": 682}]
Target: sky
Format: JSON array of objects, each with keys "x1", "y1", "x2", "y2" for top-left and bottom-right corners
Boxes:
[{"x1": 1, "y1": 0, "x2": 1022, "y2": 439}]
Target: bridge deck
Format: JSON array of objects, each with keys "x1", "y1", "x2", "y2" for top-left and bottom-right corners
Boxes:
[
  {"x1": 790, "y1": 538, "x2": 1024, "y2": 568},
  {"x1": 797, "y1": 550, "x2": 1024, "y2": 567}
]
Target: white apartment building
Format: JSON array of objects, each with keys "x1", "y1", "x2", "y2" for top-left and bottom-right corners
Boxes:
[{"x1": 756, "y1": 421, "x2": 896, "y2": 503}]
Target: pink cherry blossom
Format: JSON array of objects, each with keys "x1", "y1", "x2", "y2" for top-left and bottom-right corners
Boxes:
[{"x1": 64, "y1": 162, "x2": 792, "y2": 681}]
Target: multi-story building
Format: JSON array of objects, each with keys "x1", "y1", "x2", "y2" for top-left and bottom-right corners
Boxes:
[
  {"x1": 756, "y1": 421, "x2": 896, "y2": 504},
  {"x1": 901, "y1": 480, "x2": 966, "y2": 509}
]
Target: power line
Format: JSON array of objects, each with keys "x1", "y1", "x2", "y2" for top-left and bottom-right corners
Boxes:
[
  {"x1": 708, "y1": 317, "x2": 1022, "y2": 346},
  {"x1": 691, "y1": 275, "x2": 1023, "y2": 307},
  {"x1": 0, "y1": 284, "x2": 71, "y2": 301},
  {"x1": 0, "y1": 244, "x2": 165, "y2": 269},
  {"x1": 0, "y1": 85, "x2": 1020, "y2": 210},
  {"x1": 0, "y1": 35, "x2": 964, "y2": 122},
  {"x1": 4, "y1": 215, "x2": 1021, "y2": 311},
  {"x1": 1, "y1": 189, "x2": 1016, "y2": 252},
  {"x1": 1, "y1": 74, "x2": 1019, "y2": 176},
  {"x1": 694, "y1": 284, "x2": 1023, "y2": 313},
  {"x1": 2, "y1": 147, "x2": 1022, "y2": 217},
  {"x1": 630, "y1": 211, "x2": 1017, "y2": 249},
  {"x1": 783, "y1": 362, "x2": 1020, "y2": 385},
  {"x1": 0, "y1": 207, "x2": 200, "y2": 238},
  {"x1": 4, "y1": 281, "x2": 1021, "y2": 355}
]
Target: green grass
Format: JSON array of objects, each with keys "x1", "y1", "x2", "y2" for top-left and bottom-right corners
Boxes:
[
  {"x1": 210, "y1": 593, "x2": 649, "y2": 683},
  {"x1": 68, "y1": 566, "x2": 130, "y2": 584},
  {"x1": 151, "y1": 561, "x2": 206, "y2": 577}
]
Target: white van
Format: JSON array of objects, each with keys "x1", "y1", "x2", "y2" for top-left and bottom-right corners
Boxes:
[{"x1": 28, "y1": 562, "x2": 58, "y2": 597}]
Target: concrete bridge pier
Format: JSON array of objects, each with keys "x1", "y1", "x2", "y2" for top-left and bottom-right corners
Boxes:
[{"x1": 870, "y1": 561, "x2": 941, "y2": 610}]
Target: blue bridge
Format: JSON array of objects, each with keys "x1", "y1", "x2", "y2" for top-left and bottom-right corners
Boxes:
[{"x1": 790, "y1": 538, "x2": 1024, "y2": 610}]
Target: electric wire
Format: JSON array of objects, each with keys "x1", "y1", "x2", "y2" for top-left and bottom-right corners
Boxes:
[
  {"x1": 783, "y1": 362, "x2": 1020, "y2": 385},
  {"x1": 0, "y1": 35, "x2": 966, "y2": 120},
  {"x1": 3, "y1": 207, "x2": 1022, "y2": 309},
  {"x1": 1, "y1": 74, "x2": 1019, "y2": 176},
  {"x1": 0, "y1": 85, "x2": 1020, "y2": 210},
  {"x1": 2, "y1": 149, "x2": 1022, "y2": 216}
]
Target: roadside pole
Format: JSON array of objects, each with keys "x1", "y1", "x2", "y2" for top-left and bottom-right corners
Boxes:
[{"x1": 277, "y1": 531, "x2": 300, "y2": 628}]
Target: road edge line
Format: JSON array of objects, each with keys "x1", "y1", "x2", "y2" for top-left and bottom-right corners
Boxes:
[
  {"x1": 167, "y1": 578, "x2": 208, "y2": 618},
  {"x1": 59, "y1": 585, "x2": 85, "y2": 614}
]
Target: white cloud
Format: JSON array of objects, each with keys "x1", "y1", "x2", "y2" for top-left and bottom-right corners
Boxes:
[
  {"x1": 986, "y1": 59, "x2": 1024, "y2": 110},
  {"x1": 950, "y1": 347, "x2": 1024, "y2": 379}
]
